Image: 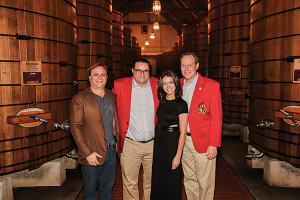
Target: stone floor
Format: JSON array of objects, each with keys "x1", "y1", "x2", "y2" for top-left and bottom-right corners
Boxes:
[
  {"x1": 13, "y1": 136, "x2": 300, "y2": 200},
  {"x1": 220, "y1": 136, "x2": 300, "y2": 200}
]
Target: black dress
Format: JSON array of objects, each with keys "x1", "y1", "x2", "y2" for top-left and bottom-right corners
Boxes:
[{"x1": 150, "y1": 98, "x2": 188, "y2": 200}]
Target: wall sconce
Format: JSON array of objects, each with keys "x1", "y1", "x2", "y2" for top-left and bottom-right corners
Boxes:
[
  {"x1": 153, "y1": 0, "x2": 161, "y2": 14},
  {"x1": 145, "y1": 40, "x2": 149, "y2": 46}
]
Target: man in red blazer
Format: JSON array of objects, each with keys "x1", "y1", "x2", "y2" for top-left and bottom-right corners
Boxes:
[
  {"x1": 180, "y1": 52, "x2": 222, "y2": 200},
  {"x1": 112, "y1": 58, "x2": 159, "y2": 200},
  {"x1": 70, "y1": 63, "x2": 119, "y2": 200}
]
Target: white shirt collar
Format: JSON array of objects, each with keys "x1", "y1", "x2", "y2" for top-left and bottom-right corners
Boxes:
[
  {"x1": 183, "y1": 73, "x2": 198, "y2": 86},
  {"x1": 132, "y1": 78, "x2": 150, "y2": 88}
]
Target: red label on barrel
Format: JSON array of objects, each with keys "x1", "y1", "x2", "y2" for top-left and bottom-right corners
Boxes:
[{"x1": 21, "y1": 61, "x2": 42, "y2": 85}]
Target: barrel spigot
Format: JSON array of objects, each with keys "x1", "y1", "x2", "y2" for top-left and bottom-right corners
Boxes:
[
  {"x1": 279, "y1": 110, "x2": 298, "y2": 126},
  {"x1": 256, "y1": 119, "x2": 274, "y2": 128},
  {"x1": 245, "y1": 150, "x2": 264, "y2": 160},
  {"x1": 28, "y1": 115, "x2": 48, "y2": 123},
  {"x1": 54, "y1": 119, "x2": 70, "y2": 130}
]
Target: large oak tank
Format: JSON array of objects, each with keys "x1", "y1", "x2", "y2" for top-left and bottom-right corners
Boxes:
[
  {"x1": 112, "y1": 10, "x2": 124, "y2": 79},
  {"x1": 208, "y1": 0, "x2": 250, "y2": 125},
  {"x1": 123, "y1": 27, "x2": 133, "y2": 75},
  {"x1": 249, "y1": 0, "x2": 300, "y2": 166},
  {"x1": 76, "y1": 0, "x2": 113, "y2": 90},
  {"x1": 182, "y1": 22, "x2": 208, "y2": 77},
  {"x1": 0, "y1": 0, "x2": 77, "y2": 174}
]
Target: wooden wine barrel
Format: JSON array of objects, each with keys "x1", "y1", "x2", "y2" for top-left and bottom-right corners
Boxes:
[
  {"x1": 178, "y1": 35, "x2": 183, "y2": 53},
  {"x1": 123, "y1": 27, "x2": 133, "y2": 74},
  {"x1": 112, "y1": 10, "x2": 124, "y2": 79},
  {"x1": 131, "y1": 37, "x2": 141, "y2": 65},
  {"x1": 196, "y1": 23, "x2": 209, "y2": 76},
  {"x1": 182, "y1": 25, "x2": 197, "y2": 52},
  {"x1": 173, "y1": 42, "x2": 182, "y2": 74},
  {"x1": 157, "y1": 52, "x2": 174, "y2": 75},
  {"x1": 182, "y1": 22, "x2": 208, "y2": 77},
  {"x1": 208, "y1": 0, "x2": 250, "y2": 125},
  {"x1": 77, "y1": 0, "x2": 113, "y2": 90},
  {"x1": 137, "y1": 45, "x2": 141, "y2": 59},
  {"x1": 249, "y1": 0, "x2": 300, "y2": 166},
  {"x1": 0, "y1": 0, "x2": 77, "y2": 175}
]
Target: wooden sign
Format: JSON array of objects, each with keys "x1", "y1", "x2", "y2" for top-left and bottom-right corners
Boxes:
[
  {"x1": 294, "y1": 59, "x2": 300, "y2": 83},
  {"x1": 21, "y1": 61, "x2": 42, "y2": 85},
  {"x1": 230, "y1": 66, "x2": 241, "y2": 79}
]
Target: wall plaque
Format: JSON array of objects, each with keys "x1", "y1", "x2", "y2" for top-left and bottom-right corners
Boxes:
[
  {"x1": 21, "y1": 61, "x2": 42, "y2": 85},
  {"x1": 230, "y1": 66, "x2": 241, "y2": 79},
  {"x1": 294, "y1": 59, "x2": 300, "y2": 83}
]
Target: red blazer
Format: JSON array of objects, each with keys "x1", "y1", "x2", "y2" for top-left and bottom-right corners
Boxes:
[
  {"x1": 181, "y1": 73, "x2": 222, "y2": 153},
  {"x1": 112, "y1": 76, "x2": 159, "y2": 152}
]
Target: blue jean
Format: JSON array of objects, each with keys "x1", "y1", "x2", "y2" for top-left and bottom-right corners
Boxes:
[{"x1": 81, "y1": 144, "x2": 116, "y2": 200}]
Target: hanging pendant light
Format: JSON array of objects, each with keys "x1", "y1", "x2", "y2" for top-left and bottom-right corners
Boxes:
[
  {"x1": 153, "y1": 21, "x2": 159, "y2": 31},
  {"x1": 153, "y1": 0, "x2": 161, "y2": 14},
  {"x1": 145, "y1": 40, "x2": 149, "y2": 46},
  {"x1": 150, "y1": 32, "x2": 155, "y2": 39}
]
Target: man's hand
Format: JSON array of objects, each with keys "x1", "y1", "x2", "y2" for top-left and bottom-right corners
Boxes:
[
  {"x1": 206, "y1": 146, "x2": 217, "y2": 160},
  {"x1": 86, "y1": 152, "x2": 102, "y2": 166}
]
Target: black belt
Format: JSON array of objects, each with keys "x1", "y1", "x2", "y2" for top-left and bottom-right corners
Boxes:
[
  {"x1": 186, "y1": 132, "x2": 191, "y2": 136},
  {"x1": 126, "y1": 136, "x2": 154, "y2": 143},
  {"x1": 159, "y1": 126, "x2": 179, "y2": 132}
]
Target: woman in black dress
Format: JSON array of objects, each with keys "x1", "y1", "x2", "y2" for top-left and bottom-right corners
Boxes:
[{"x1": 150, "y1": 70, "x2": 188, "y2": 200}]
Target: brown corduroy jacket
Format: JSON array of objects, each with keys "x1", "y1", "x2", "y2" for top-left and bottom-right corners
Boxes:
[{"x1": 70, "y1": 87, "x2": 119, "y2": 166}]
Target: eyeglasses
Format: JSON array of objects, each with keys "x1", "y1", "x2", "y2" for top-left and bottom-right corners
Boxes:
[{"x1": 133, "y1": 69, "x2": 150, "y2": 74}]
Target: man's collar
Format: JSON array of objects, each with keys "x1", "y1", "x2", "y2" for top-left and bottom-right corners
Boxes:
[
  {"x1": 184, "y1": 73, "x2": 198, "y2": 85},
  {"x1": 132, "y1": 78, "x2": 150, "y2": 88}
]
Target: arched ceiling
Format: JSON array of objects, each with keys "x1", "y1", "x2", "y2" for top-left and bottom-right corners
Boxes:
[{"x1": 112, "y1": 0, "x2": 208, "y2": 34}]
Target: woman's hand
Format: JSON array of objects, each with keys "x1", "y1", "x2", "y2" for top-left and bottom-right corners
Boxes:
[{"x1": 172, "y1": 155, "x2": 181, "y2": 169}]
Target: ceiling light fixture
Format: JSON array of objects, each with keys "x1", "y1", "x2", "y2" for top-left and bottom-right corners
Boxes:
[
  {"x1": 153, "y1": 0, "x2": 161, "y2": 14},
  {"x1": 150, "y1": 32, "x2": 155, "y2": 39},
  {"x1": 153, "y1": 21, "x2": 159, "y2": 31}
]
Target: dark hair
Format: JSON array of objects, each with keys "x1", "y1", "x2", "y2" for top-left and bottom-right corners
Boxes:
[
  {"x1": 180, "y1": 52, "x2": 199, "y2": 64},
  {"x1": 157, "y1": 70, "x2": 182, "y2": 102},
  {"x1": 132, "y1": 57, "x2": 150, "y2": 69},
  {"x1": 88, "y1": 63, "x2": 108, "y2": 76}
]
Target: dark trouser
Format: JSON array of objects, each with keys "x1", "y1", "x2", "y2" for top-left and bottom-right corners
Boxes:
[{"x1": 81, "y1": 144, "x2": 116, "y2": 200}]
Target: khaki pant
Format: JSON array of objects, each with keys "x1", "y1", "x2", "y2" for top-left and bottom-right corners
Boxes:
[
  {"x1": 120, "y1": 138, "x2": 154, "y2": 200},
  {"x1": 182, "y1": 136, "x2": 216, "y2": 200}
]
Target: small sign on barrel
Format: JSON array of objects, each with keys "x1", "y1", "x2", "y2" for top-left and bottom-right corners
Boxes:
[
  {"x1": 21, "y1": 61, "x2": 42, "y2": 85},
  {"x1": 294, "y1": 59, "x2": 300, "y2": 83}
]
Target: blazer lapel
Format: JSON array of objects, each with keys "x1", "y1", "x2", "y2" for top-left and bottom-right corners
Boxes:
[
  {"x1": 86, "y1": 88, "x2": 103, "y2": 124},
  {"x1": 125, "y1": 77, "x2": 133, "y2": 122},
  {"x1": 190, "y1": 73, "x2": 205, "y2": 109},
  {"x1": 149, "y1": 78, "x2": 158, "y2": 107}
]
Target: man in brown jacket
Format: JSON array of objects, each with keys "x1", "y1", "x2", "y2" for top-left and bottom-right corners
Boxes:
[{"x1": 70, "y1": 63, "x2": 119, "y2": 200}]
